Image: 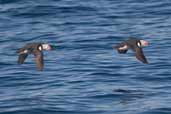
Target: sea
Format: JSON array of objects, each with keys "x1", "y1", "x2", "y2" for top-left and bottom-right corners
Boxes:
[{"x1": 0, "y1": 0, "x2": 171, "y2": 114}]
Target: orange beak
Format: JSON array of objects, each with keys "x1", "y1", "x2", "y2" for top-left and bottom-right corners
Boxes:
[
  {"x1": 141, "y1": 40, "x2": 149, "y2": 46},
  {"x1": 47, "y1": 44, "x2": 52, "y2": 50},
  {"x1": 144, "y1": 41, "x2": 149, "y2": 46}
]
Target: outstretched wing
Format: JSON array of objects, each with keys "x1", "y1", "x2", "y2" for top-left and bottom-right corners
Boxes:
[
  {"x1": 34, "y1": 51, "x2": 44, "y2": 71},
  {"x1": 18, "y1": 54, "x2": 28, "y2": 64},
  {"x1": 113, "y1": 43, "x2": 128, "y2": 54},
  {"x1": 135, "y1": 47, "x2": 148, "y2": 64}
]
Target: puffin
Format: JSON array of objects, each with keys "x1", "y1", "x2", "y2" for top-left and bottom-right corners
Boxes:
[
  {"x1": 113, "y1": 38, "x2": 149, "y2": 64},
  {"x1": 17, "y1": 43, "x2": 52, "y2": 71}
]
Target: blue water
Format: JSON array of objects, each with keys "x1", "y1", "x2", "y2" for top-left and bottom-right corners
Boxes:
[{"x1": 0, "y1": 0, "x2": 171, "y2": 114}]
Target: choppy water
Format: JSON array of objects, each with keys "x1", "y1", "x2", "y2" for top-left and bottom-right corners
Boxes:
[{"x1": 0, "y1": 0, "x2": 171, "y2": 114}]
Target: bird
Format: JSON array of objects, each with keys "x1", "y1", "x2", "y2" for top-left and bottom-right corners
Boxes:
[
  {"x1": 17, "y1": 43, "x2": 52, "y2": 71},
  {"x1": 113, "y1": 38, "x2": 149, "y2": 64}
]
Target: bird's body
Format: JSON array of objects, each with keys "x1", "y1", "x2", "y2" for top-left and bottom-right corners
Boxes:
[
  {"x1": 17, "y1": 43, "x2": 51, "y2": 71},
  {"x1": 113, "y1": 38, "x2": 149, "y2": 64}
]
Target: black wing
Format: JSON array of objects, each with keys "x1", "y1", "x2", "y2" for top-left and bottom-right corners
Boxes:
[
  {"x1": 18, "y1": 54, "x2": 28, "y2": 64},
  {"x1": 135, "y1": 47, "x2": 148, "y2": 64},
  {"x1": 113, "y1": 43, "x2": 128, "y2": 54},
  {"x1": 117, "y1": 49, "x2": 128, "y2": 54},
  {"x1": 34, "y1": 51, "x2": 44, "y2": 71}
]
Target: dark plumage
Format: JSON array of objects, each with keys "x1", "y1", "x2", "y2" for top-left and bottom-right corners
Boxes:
[
  {"x1": 113, "y1": 38, "x2": 149, "y2": 64},
  {"x1": 17, "y1": 43, "x2": 51, "y2": 71}
]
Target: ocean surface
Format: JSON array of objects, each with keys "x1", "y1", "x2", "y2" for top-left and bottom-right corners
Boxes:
[{"x1": 0, "y1": 0, "x2": 171, "y2": 114}]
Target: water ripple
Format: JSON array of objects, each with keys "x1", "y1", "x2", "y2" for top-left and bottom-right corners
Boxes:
[{"x1": 0, "y1": 0, "x2": 171, "y2": 114}]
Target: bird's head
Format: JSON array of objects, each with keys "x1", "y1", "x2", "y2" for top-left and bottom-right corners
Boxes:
[
  {"x1": 42, "y1": 43, "x2": 52, "y2": 50},
  {"x1": 139, "y1": 40, "x2": 149, "y2": 47}
]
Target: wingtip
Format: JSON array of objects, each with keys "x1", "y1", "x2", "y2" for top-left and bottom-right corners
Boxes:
[
  {"x1": 144, "y1": 61, "x2": 149, "y2": 64},
  {"x1": 36, "y1": 65, "x2": 44, "y2": 71},
  {"x1": 141, "y1": 60, "x2": 149, "y2": 64}
]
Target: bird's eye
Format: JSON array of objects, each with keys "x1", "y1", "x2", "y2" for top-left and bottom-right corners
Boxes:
[
  {"x1": 137, "y1": 42, "x2": 141, "y2": 47},
  {"x1": 38, "y1": 46, "x2": 42, "y2": 51}
]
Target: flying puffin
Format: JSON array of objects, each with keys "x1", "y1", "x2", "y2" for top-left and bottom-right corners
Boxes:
[
  {"x1": 113, "y1": 38, "x2": 149, "y2": 64},
  {"x1": 17, "y1": 43, "x2": 52, "y2": 71}
]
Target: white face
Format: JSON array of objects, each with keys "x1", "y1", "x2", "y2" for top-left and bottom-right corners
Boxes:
[
  {"x1": 42, "y1": 44, "x2": 51, "y2": 50},
  {"x1": 140, "y1": 40, "x2": 149, "y2": 47}
]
